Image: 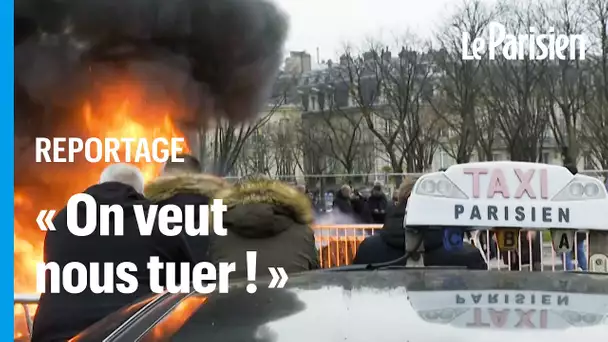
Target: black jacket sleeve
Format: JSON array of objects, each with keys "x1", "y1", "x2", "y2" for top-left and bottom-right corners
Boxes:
[{"x1": 152, "y1": 227, "x2": 194, "y2": 264}]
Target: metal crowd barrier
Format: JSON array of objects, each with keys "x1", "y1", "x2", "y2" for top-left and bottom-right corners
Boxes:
[
  {"x1": 14, "y1": 225, "x2": 598, "y2": 339},
  {"x1": 468, "y1": 229, "x2": 592, "y2": 272},
  {"x1": 313, "y1": 225, "x2": 593, "y2": 271},
  {"x1": 14, "y1": 293, "x2": 39, "y2": 340},
  {"x1": 314, "y1": 224, "x2": 383, "y2": 268}
]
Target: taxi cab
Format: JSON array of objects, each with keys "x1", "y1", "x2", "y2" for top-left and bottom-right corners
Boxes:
[
  {"x1": 29, "y1": 162, "x2": 608, "y2": 341},
  {"x1": 71, "y1": 268, "x2": 608, "y2": 342}
]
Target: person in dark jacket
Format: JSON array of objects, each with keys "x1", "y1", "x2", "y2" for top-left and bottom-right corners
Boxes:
[
  {"x1": 422, "y1": 229, "x2": 488, "y2": 270},
  {"x1": 352, "y1": 198, "x2": 408, "y2": 264},
  {"x1": 333, "y1": 184, "x2": 354, "y2": 215},
  {"x1": 145, "y1": 155, "x2": 229, "y2": 263},
  {"x1": 351, "y1": 189, "x2": 373, "y2": 224},
  {"x1": 209, "y1": 179, "x2": 319, "y2": 277},
  {"x1": 562, "y1": 164, "x2": 588, "y2": 270},
  {"x1": 353, "y1": 177, "x2": 487, "y2": 269},
  {"x1": 367, "y1": 184, "x2": 388, "y2": 224},
  {"x1": 32, "y1": 164, "x2": 193, "y2": 342}
]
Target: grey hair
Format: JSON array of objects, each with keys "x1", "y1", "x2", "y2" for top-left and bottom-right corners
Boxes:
[{"x1": 99, "y1": 163, "x2": 145, "y2": 194}]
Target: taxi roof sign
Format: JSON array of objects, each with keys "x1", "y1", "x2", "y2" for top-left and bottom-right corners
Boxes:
[{"x1": 404, "y1": 161, "x2": 608, "y2": 230}]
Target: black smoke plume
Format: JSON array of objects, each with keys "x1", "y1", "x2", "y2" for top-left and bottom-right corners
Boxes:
[{"x1": 15, "y1": 0, "x2": 289, "y2": 141}]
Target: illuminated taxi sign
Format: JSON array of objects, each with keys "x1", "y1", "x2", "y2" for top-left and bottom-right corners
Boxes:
[
  {"x1": 464, "y1": 166, "x2": 549, "y2": 199},
  {"x1": 405, "y1": 161, "x2": 608, "y2": 229}
]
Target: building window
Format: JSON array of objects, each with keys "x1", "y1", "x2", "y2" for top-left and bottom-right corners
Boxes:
[
  {"x1": 584, "y1": 155, "x2": 594, "y2": 170},
  {"x1": 438, "y1": 128, "x2": 447, "y2": 138},
  {"x1": 438, "y1": 151, "x2": 446, "y2": 169},
  {"x1": 301, "y1": 94, "x2": 309, "y2": 111},
  {"x1": 542, "y1": 152, "x2": 550, "y2": 164},
  {"x1": 492, "y1": 153, "x2": 501, "y2": 161}
]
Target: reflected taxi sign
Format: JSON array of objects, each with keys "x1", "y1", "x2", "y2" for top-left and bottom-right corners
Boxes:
[{"x1": 409, "y1": 290, "x2": 608, "y2": 330}]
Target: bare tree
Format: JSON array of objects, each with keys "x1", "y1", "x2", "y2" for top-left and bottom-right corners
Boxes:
[
  {"x1": 269, "y1": 118, "x2": 300, "y2": 176},
  {"x1": 341, "y1": 40, "x2": 433, "y2": 174},
  {"x1": 312, "y1": 102, "x2": 368, "y2": 174},
  {"x1": 481, "y1": 3, "x2": 550, "y2": 161},
  {"x1": 411, "y1": 114, "x2": 442, "y2": 170},
  {"x1": 201, "y1": 96, "x2": 284, "y2": 176},
  {"x1": 234, "y1": 124, "x2": 275, "y2": 176},
  {"x1": 539, "y1": 0, "x2": 590, "y2": 163},
  {"x1": 580, "y1": 0, "x2": 608, "y2": 168},
  {"x1": 297, "y1": 118, "x2": 331, "y2": 187},
  {"x1": 358, "y1": 134, "x2": 377, "y2": 173},
  {"x1": 429, "y1": 0, "x2": 496, "y2": 163},
  {"x1": 474, "y1": 104, "x2": 499, "y2": 160}
]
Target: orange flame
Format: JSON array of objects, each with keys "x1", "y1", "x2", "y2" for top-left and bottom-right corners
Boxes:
[
  {"x1": 14, "y1": 83, "x2": 190, "y2": 339},
  {"x1": 140, "y1": 296, "x2": 207, "y2": 341}
]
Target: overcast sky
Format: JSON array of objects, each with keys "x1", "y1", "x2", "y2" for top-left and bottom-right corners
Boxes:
[{"x1": 272, "y1": 0, "x2": 493, "y2": 63}]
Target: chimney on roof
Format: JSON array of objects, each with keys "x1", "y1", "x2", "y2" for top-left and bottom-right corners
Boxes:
[
  {"x1": 381, "y1": 49, "x2": 391, "y2": 61},
  {"x1": 398, "y1": 47, "x2": 416, "y2": 61},
  {"x1": 398, "y1": 47, "x2": 407, "y2": 58},
  {"x1": 285, "y1": 51, "x2": 312, "y2": 74}
]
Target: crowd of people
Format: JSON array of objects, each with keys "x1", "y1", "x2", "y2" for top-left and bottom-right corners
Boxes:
[
  {"x1": 300, "y1": 182, "x2": 393, "y2": 225},
  {"x1": 329, "y1": 183, "x2": 390, "y2": 224},
  {"x1": 30, "y1": 154, "x2": 595, "y2": 341},
  {"x1": 351, "y1": 177, "x2": 487, "y2": 269}
]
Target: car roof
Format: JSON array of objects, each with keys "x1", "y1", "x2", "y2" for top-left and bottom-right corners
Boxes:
[
  {"x1": 169, "y1": 269, "x2": 608, "y2": 342},
  {"x1": 78, "y1": 269, "x2": 608, "y2": 342},
  {"x1": 225, "y1": 267, "x2": 608, "y2": 296}
]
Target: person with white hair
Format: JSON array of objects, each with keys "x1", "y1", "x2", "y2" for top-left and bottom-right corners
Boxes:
[
  {"x1": 333, "y1": 184, "x2": 354, "y2": 215},
  {"x1": 99, "y1": 163, "x2": 145, "y2": 193},
  {"x1": 32, "y1": 163, "x2": 193, "y2": 342}
]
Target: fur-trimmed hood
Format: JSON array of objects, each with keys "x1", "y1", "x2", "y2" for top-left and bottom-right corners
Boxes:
[
  {"x1": 144, "y1": 173, "x2": 229, "y2": 203},
  {"x1": 214, "y1": 179, "x2": 314, "y2": 238}
]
